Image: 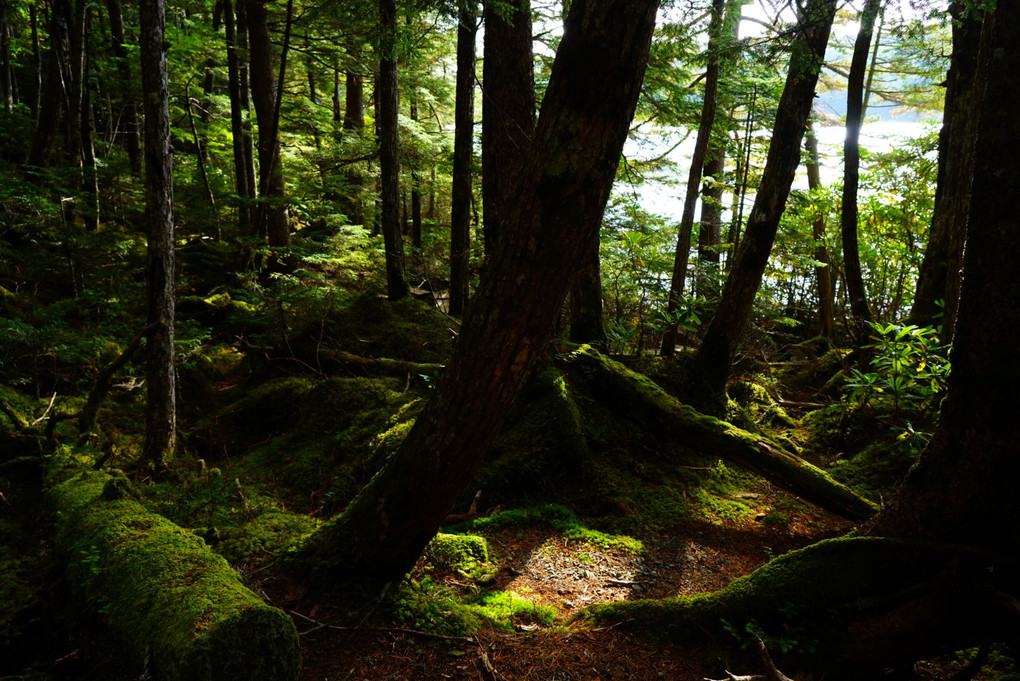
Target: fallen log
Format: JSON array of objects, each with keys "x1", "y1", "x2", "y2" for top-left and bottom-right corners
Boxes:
[
  {"x1": 48, "y1": 469, "x2": 301, "y2": 681},
  {"x1": 563, "y1": 346, "x2": 878, "y2": 521}
]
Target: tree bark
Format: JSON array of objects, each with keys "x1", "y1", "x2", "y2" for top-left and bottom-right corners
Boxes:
[
  {"x1": 1, "y1": 0, "x2": 14, "y2": 112},
  {"x1": 140, "y1": 0, "x2": 176, "y2": 470},
  {"x1": 481, "y1": 0, "x2": 535, "y2": 258},
  {"x1": 379, "y1": 0, "x2": 407, "y2": 300},
  {"x1": 907, "y1": 2, "x2": 982, "y2": 341},
  {"x1": 568, "y1": 236, "x2": 607, "y2": 345},
  {"x1": 694, "y1": 0, "x2": 838, "y2": 409},
  {"x1": 29, "y1": 0, "x2": 70, "y2": 168},
  {"x1": 338, "y1": 48, "x2": 366, "y2": 226},
  {"x1": 805, "y1": 120, "x2": 835, "y2": 340},
  {"x1": 246, "y1": 0, "x2": 289, "y2": 246},
  {"x1": 840, "y1": 0, "x2": 882, "y2": 342},
  {"x1": 449, "y1": 0, "x2": 477, "y2": 317},
  {"x1": 696, "y1": 146, "x2": 724, "y2": 298},
  {"x1": 223, "y1": 0, "x2": 255, "y2": 234},
  {"x1": 296, "y1": 0, "x2": 660, "y2": 586},
  {"x1": 660, "y1": 0, "x2": 726, "y2": 356}
]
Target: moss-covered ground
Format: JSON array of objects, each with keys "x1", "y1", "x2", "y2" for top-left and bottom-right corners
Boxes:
[{"x1": 0, "y1": 292, "x2": 1013, "y2": 680}]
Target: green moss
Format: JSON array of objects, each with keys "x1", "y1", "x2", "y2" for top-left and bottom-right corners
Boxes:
[
  {"x1": 216, "y1": 511, "x2": 320, "y2": 564},
  {"x1": 48, "y1": 469, "x2": 301, "y2": 681},
  {"x1": 424, "y1": 533, "x2": 489, "y2": 576},
  {"x1": 457, "y1": 504, "x2": 643, "y2": 554}
]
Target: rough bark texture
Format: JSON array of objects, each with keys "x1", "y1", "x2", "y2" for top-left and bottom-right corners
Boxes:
[
  {"x1": 694, "y1": 0, "x2": 837, "y2": 408},
  {"x1": 28, "y1": 0, "x2": 70, "y2": 167},
  {"x1": 565, "y1": 346, "x2": 877, "y2": 521},
  {"x1": 660, "y1": 0, "x2": 726, "y2": 356},
  {"x1": 296, "y1": 0, "x2": 660, "y2": 585},
  {"x1": 224, "y1": 0, "x2": 255, "y2": 234},
  {"x1": 568, "y1": 236, "x2": 607, "y2": 345},
  {"x1": 907, "y1": 3, "x2": 982, "y2": 340},
  {"x1": 140, "y1": 0, "x2": 176, "y2": 468},
  {"x1": 379, "y1": 0, "x2": 407, "y2": 300},
  {"x1": 805, "y1": 121, "x2": 835, "y2": 340},
  {"x1": 696, "y1": 147, "x2": 724, "y2": 298},
  {"x1": 246, "y1": 0, "x2": 289, "y2": 246},
  {"x1": 50, "y1": 470, "x2": 301, "y2": 681},
  {"x1": 839, "y1": 0, "x2": 881, "y2": 341},
  {"x1": 481, "y1": 0, "x2": 534, "y2": 258},
  {"x1": 449, "y1": 1, "x2": 477, "y2": 316}
]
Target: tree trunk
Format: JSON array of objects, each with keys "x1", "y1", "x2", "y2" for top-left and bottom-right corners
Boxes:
[
  {"x1": 694, "y1": 0, "x2": 838, "y2": 409},
  {"x1": 105, "y1": 0, "x2": 142, "y2": 177},
  {"x1": 246, "y1": 0, "x2": 289, "y2": 246},
  {"x1": 660, "y1": 0, "x2": 726, "y2": 356},
  {"x1": 840, "y1": 0, "x2": 882, "y2": 342},
  {"x1": 379, "y1": 0, "x2": 406, "y2": 300},
  {"x1": 805, "y1": 120, "x2": 835, "y2": 340},
  {"x1": 481, "y1": 0, "x2": 534, "y2": 258},
  {"x1": 29, "y1": 0, "x2": 70, "y2": 168},
  {"x1": 296, "y1": 0, "x2": 660, "y2": 586},
  {"x1": 140, "y1": 0, "x2": 176, "y2": 470},
  {"x1": 695, "y1": 146, "x2": 724, "y2": 298},
  {"x1": 338, "y1": 50, "x2": 366, "y2": 226},
  {"x1": 1, "y1": 0, "x2": 13, "y2": 112},
  {"x1": 224, "y1": 0, "x2": 255, "y2": 234},
  {"x1": 568, "y1": 236, "x2": 607, "y2": 345},
  {"x1": 449, "y1": 0, "x2": 477, "y2": 317},
  {"x1": 907, "y1": 2, "x2": 982, "y2": 341}
]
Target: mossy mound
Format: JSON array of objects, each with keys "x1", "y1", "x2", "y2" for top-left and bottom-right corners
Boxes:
[
  {"x1": 424, "y1": 533, "x2": 489, "y2": 576},
  {"x1": 215, "y1": 511, "x2": 320, "y2": 565},
  {"x1": 203, "y1": 375, "x2": 424, "y2": 511},
  {"x1": 323, "y1": 294, "x2": 455, "y2": 364},
  {"x1": 48, "y1": 469, "x2": 301, "y2": 681}
]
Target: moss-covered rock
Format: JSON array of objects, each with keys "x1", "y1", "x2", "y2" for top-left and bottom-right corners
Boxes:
[
  {"x1": 424, "y1": 533, "x2": 489, "y2": 575},
  {"x1": 48, "y1": 469, "x2": 301, "y2": 681}
]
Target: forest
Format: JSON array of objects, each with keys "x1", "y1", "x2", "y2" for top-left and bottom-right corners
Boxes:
[{"x1": 1, "y1": 0, "x2": 1018, "y2": 678}]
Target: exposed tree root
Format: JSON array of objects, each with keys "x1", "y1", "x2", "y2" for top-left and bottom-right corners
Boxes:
[{"x1": 562, "y1": 346, "x2": 878, "y2": 521}]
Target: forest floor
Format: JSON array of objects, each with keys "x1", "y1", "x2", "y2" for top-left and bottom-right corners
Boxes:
[
  {"x1": 261, "y1": 495, "x2": 841, "y2": 680},
  {"x1": 279, "y1": 506, "x2": 989, "y2": 680}
]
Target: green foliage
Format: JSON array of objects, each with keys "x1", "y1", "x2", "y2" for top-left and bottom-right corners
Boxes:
[
  {"x1": 424, "y1": 533, "x2": 490, "y2": 578},
  {"x1": 456, "y1": 504, "x2": 644, "y2": 554},
  {"x1": 844, "y1": 321, "x2": 950, "y2": 414}
]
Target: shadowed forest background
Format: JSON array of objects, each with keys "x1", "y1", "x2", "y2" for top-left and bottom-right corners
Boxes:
[{"x1": 2, "y1": 0, "x2": 1019, "y2": 679}]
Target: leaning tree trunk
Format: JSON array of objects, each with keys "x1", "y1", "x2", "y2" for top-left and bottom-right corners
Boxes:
[
  {"x1": 140, "y1": 0, "x2": 176, "y2": 470},
  {"x1": 694, "y1": 0, "x2": 838, "y2": 409},
  {"x1": 840, "y1": 0, "x2": 882, "y2": 343},
  {"x1": 660, "y1": 0, "x2": 726, "y2": 356},
  {"x1": 481, "y1": 0, "x2": 535, "y2": 259},
  {"x1": 378, "y1": 0, "x2": 407, "y2": 300},
  {"x1": 296, "y1": 0, "x2": 660, "y2": 586},
  {"x1": 449, "y1": 0, "x2": 477, "y2": 316},
  {"x1": 907, "y1": 2, "x2": 982, "y2": 341}
]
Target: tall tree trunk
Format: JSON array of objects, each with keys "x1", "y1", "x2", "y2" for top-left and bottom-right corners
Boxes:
[
  {"x1": 481, "y1": 0, "x2": 534, "y2": 259},
  {"x1": 297, "y1": 0, "x2": 659, "y2": 586},
  {"x1": 660, "y1": 0, "x2": 726, "y2": 356},
  {"x1": 409, "y1": 96, "x2": 423, "y2": 253},
  {"x1": 30, "y1": 3, "x2": 42, "y2": 128},
  {"x1": 805, "y1": 120, "x2": 835, "y2": 340},
  {"x1": 140, "y1": 0, "x2": 176, "y2": 471},
  {"x1": 29, "y1": 0, "x2": 70, "y2": 167},
  {"x1": 839, "y1": 0, "x2": 883, "y2": 342},
  {"x1": 79, "y1": 18, "x2": 99, "y2": 232},
  {"x1": 449, "y1": 0, "x2": 477, "y2": 317},
  {"x1": 105, "y1": 0, "x2": 142, "y2": 177},
  {"x1": 1, "y1": 0, "x2": 13, "y2": 112},
  {"x1": 695, "y1": 147, "x2": 725, "y2": 299},
  {"x1": 338, "y1": 49, "x2": 366, "y2": 226},
  {"x1": 246, "y1": 0, "x2": 289, "y2": 246},
  {"x1": 908, "y1": 2, "x2": 982, "y2": 341},
  {"x1": 379, "y1": 0, "x2": 406, "y2": 300},
  {"x1": 224, "y1": 0, "x2": 255, "y2": 234},
  {"x1": 694, "y1": 0, "x2": 838, "y2": 408}
]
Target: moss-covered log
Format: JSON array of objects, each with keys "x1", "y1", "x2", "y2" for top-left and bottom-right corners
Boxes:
[
  {"x1": 564, "y1": 346, "x2": 878, "y2": 521},
  {"x1": 585, "y1": 536, "x2": 1007, "y2": 677},
  {"x1": 48, "y1": 470, "x2": 301, "y2": 681},
  {"x1": 317, "y1": 349, "x2": 443, "y2": 379}
]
